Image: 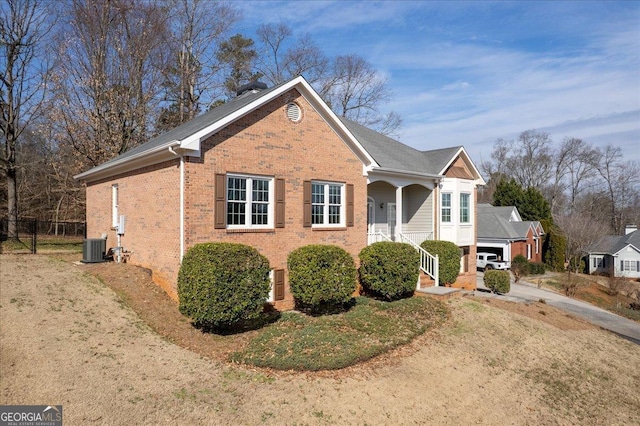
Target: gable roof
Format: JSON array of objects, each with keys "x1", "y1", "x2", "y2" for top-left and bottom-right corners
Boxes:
[
  {"x1": 75, "y1": 75, "x2": 483, "y2": 185},
  {"x1": 477, "y1": 204, "x2": 543, "y2": 240},
  {"x1": 587, "y1": 230, "x2": 640, "y2": 255},
  {"x1": 75, "y1": 76, "x2": 378, "y2": 182},
  {"x1": 478, "y1": 204, "x2": 522, "y2": 222},
  {"x1": 339, "y1": 117, "x2": 484, "y2": 183},
  {"x1": 96, "y1": 82, "x2": 287, "y2": 168}
]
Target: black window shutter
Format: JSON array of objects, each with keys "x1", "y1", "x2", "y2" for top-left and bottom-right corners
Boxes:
[{"x1": 214, "y1": 173, "x2": 226, "y2": 229}]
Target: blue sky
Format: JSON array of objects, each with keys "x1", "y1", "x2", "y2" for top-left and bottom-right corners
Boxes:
[{"x1": 235, "y1": 1, "x2": 640, "y2": 166}]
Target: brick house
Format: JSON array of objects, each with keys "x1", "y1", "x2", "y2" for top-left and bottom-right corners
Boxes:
[
  {"x1": 76, "y1": 76, "x2": 485, "y2": 309},
  {"x1": 477, "y1": 204, "x2": 545, "y2": 265}
]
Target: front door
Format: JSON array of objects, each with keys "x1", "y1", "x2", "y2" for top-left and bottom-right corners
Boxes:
[
  {"x1": 367, "y1": 198, "x2": 375, "y2": 233},
  {"x1": 387, "y1": 203, "x2": 396, "y2": 241}
]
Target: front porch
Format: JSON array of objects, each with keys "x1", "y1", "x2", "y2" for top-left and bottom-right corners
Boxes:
[
  {"x1": 366, "y1": 180, "x2": 436, "y2": 245},
  {"x1": 366, "y1": 177, "x2": 440, "y2": 286}
]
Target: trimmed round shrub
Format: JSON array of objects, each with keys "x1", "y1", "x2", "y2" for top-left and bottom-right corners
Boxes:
[
  {"x1": 178, "y1": 242, "x2": 271, "y2": 328},
  {"x1": 420, "y1": 240, "x2": 460, "y2": 286},
  {"x1": 288, "y1": 245, "x2": 356, "y2": 311},
  {"x1": 359, "y1": 241, "x2": 420, "y2": 300},
  {"x1": 484, "y1": 270, "x2": 510, "y2": 294}
]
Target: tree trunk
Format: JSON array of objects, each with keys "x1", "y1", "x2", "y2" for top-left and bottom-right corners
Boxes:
[{"x1": 7, "y1": 166, "x2": 19, "y2": 240}]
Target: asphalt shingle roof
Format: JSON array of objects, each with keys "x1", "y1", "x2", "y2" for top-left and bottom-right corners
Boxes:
[
  {"x1": 80, "y1": 76, "x2": 468, "y2": 179},
  {"x1": 477, "y1": 204, "x2": 538, "y2": 240},
  {"x1": 95, "y1": 82, "x2": 287, "y2": 169},
  {"x1": 338, "y1": 116, "x2": 460, "y2": 175},
  {"x1": 588, "y1": 230, "x2": 640, "y2": 255}
]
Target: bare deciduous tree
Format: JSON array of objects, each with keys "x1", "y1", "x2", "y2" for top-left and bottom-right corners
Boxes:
[
  {"x1": 51, "y1": 0, "x2": 169, "y2": 169},
  {"x1": 0, "y1": 0, "x2": 52, "y2": 238},
  {"x1": 254, "y1": 25, "x2": 399, "y2": 135},
  {"x1": 255, "y1": 23, "x2": 327, "y2": 86},
  {"x1": 158, "y1": 0, "x2": 238, "y2": 131},
  {"x1": 321, "y1": 54, "x2": 401, "y2": 136},
  {"x1": 594, "y1": 145, "x2": 640, "y2": 234},
  {"x1": 507, "y1": 130, "x2": 553, "y2": 189}
]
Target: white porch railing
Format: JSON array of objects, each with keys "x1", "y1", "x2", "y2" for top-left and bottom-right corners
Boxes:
[
  {"x1": 367, "y1": 231, "x2": 393, "y2": 245},
  {"x1": 399, "y1": 231, "x2": 433, "y2": 246},
  {"x1": 399, "y1": 233, "x2": 439, "y2": 287}
]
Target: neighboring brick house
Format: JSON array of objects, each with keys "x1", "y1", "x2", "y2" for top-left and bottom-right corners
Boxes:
[
  {"x1": 76, "y1": 76, "x2": 485, "y2": 308},
  {"x1": 477, "y1": 204, "x2": 544, "y2": 265}
]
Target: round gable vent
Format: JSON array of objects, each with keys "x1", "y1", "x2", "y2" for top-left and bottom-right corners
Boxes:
[{"x1": 286, "y1": 102, "x2": 302, "y2": 122}]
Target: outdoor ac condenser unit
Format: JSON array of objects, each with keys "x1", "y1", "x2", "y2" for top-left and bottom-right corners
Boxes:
[{"x1": 82, "y1": 238, "x2": 106, "y2": 263}]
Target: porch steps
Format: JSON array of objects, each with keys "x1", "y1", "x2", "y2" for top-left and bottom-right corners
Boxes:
[
  {"x1": 415, "y1": 286, "x2": 461, "y2": 300},
  {"x1": 419, "y1": 272, "x2": 435, "y2": 287}
]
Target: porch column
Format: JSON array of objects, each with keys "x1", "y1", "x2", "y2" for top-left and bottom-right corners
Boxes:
[{"x1": 395, "y1": 185, "x2": 403, "y2": 241}]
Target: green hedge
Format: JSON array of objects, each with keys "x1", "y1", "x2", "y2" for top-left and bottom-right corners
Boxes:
[
  {"x1": 288, "y1": 245, "x2": 357, "y2": 312},
  {"x1": 529, "y1": 262, "x2": 547, "y2": 275},
  {"x1": 177, "y1": 242, "x2": 271, "y2": 328},
  {"x1": 484, "y1": 270, "x2": 510, "y2": 294},
  {"x1": 359, "y1": 241, "x2": 419, "y2": 300},
  {"x1": 420, "y1": 240, "x2": 460, "y2": 286}
]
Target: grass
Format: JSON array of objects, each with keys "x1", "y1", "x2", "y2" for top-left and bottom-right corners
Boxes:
[
  {"x1": 541, "y1": 273, "x2": 640, "y2": 322},
  {"x1": 229, "y1": 296, "x2": 448, "y2": 371}
]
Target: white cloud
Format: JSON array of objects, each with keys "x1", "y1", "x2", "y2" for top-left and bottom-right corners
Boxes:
[{"x1": 234, "y1": 1, "x2": 640, "y2": 163}]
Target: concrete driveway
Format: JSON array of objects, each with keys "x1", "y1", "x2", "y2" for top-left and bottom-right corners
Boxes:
[{"x1": 475, "y1": 271, "x2": 640, "y2": 345}]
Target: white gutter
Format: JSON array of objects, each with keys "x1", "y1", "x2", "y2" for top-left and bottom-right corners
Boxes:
[
  {"x1": 167, "y1": 144, "x2": 185, "y2": 259},
  {"x1": 74, "y1": 140, "x2": 182, "y2": 181},
  {"x1": 371, "y1": 167, "x2": 444, "y2": 180}
]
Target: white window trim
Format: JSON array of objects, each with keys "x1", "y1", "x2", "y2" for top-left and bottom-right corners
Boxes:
[
  {"x1": 111, "y1": 184, "x2": 119, "y2": 228},
  {"x1": 460, "y1": 192, "x2": 471, "y2": 224},
  {"x1": 622, "y1": 260, "x2": 638, "y2": 272},
  {"x1": 267, "y1": 269, "x2": 275, "y2": 302},
  {"x1": 527, "y1": 244, "x2": 532, "y2": 260},
  {"x1": 441, "y1": 192, "x2": 452, "y2": 223},
  {"x1": 227, "y1": 174, "x2": 274, "y2": 229},
  {"x1": 311, "y1": 181, "x2": 345, "y2": 228}
]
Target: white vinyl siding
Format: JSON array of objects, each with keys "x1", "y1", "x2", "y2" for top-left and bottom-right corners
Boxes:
[{"x1": 404, "y1": 185, "x2": 433, "y2": 233}]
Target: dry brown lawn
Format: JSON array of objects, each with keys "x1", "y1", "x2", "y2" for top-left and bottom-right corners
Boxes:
[{"x1": 1, "y1": 254, "x2": 639, "y2": 425}]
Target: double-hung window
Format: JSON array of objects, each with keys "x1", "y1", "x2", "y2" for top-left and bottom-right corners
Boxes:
[
  {"x1": 227, "y1": 175, "x2": 273, "y2": 228},
  {"x1": 441, "y1": 193, "x2": 452, "y2": 223},
  {"x1": 311, "y1": 181, "x2": 344, "y2": 227},
  {"x1": 460, "y1": 193, "x2": 470, "y2": 223},
  {"x1": 621, "y1": 260, "x2": 639, "y2": 272}
]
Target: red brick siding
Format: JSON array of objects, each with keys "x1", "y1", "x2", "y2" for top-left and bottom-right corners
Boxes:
[
  {"x1": 184, "y1": 89, "x2": 367, "y2": 309},
  {"x1": 85, "y1": 160, "x2": 181, "y2": 298},
  {"x1": 510, "y1": 228, "x2": 542, "y2": 263}
]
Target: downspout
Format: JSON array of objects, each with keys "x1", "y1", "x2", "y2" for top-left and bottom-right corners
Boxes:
[{"x1": 168, "y1": 144, "x2": 184, "y2": 259}]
